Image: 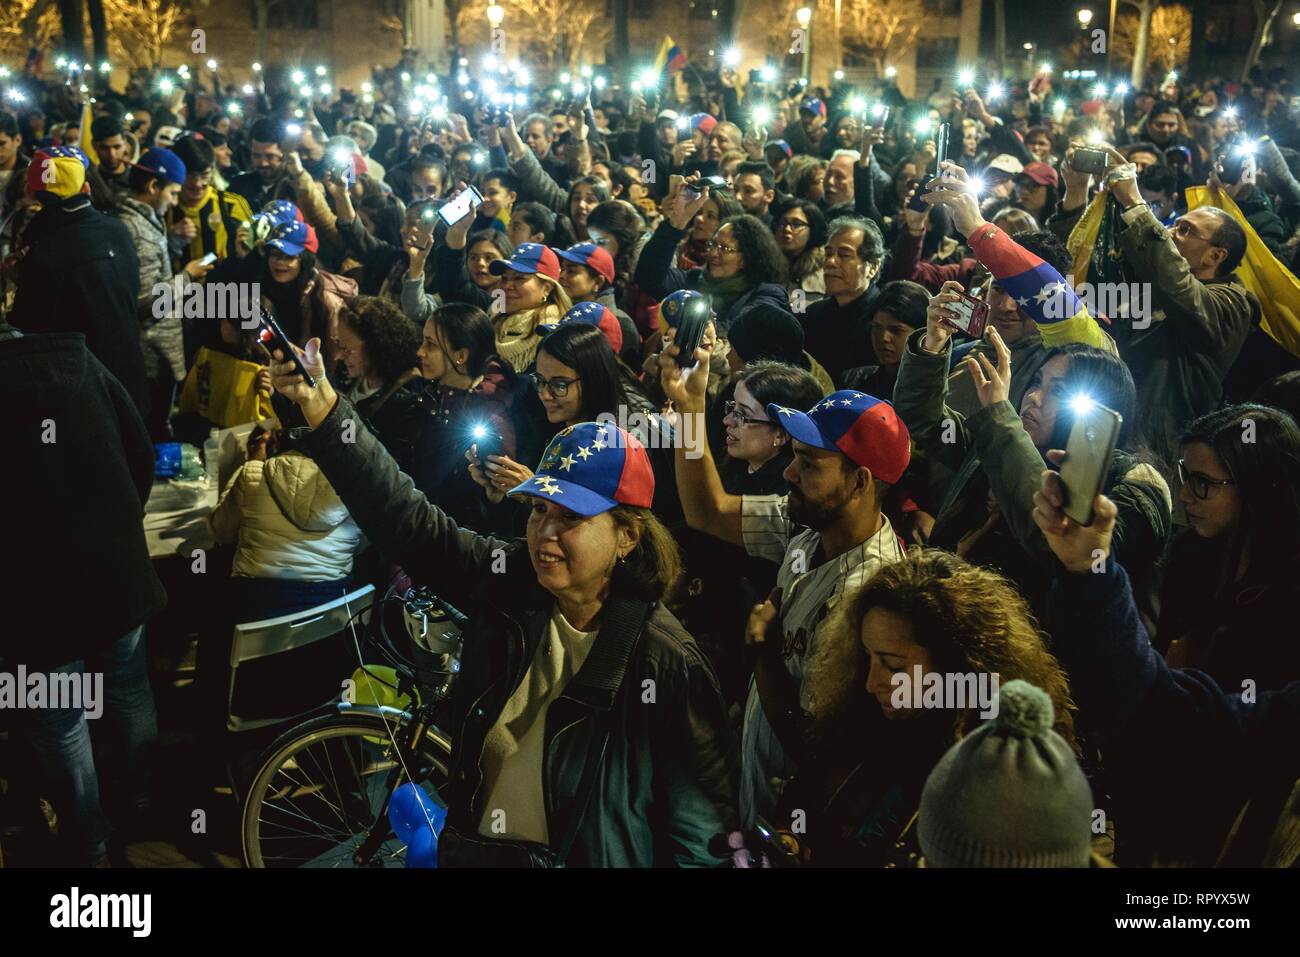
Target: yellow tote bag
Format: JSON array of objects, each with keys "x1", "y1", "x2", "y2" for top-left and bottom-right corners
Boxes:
[{"x1": 177, "y1": 347, "x2": 278, "y2": 428}]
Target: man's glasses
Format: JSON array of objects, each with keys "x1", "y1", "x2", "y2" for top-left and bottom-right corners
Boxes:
[
  {"x1": 1177, "y1": 460, "x2": 1234, "y2": 500},
  {"x1": 723, "y1": 400, "x2": 770, "y2": 426},
  {"x1": 528, "y1": 372, "x2": 581, "y2": 397}
]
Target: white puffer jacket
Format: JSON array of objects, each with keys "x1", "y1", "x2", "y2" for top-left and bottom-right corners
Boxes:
[{"x1": 208, "y1": 452, "x2": 363, "y2": 581}]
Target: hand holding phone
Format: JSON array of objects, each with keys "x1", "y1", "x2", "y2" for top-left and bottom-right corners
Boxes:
[
  {"x1": 670, "y1": 294, "x2": 713, "y2": 369},
  {"x1": 437, "y1": 185, "x2": 483, "y2": 227},
  {"x1": 257, "y1": 307, "x2": 316, "y2": 387},
  {"x1": 1057, "y1": 401, "x2": 1122, "y2": 526}
]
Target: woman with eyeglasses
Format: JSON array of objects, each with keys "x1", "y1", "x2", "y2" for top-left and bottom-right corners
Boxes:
[
  {"x1": 675, "y1": 361, "x2": 828, "y2": 706},
  {"x1": 1156, "y1": 405, "x2": 1300, "y2": 691},
  {"x1": 770, "y1": 197, "x2": 829, "y2": 304},
  {"x1": 633, "y1": 174, "x2": 790, "y2": 341},
  {"x1": 408, "y1": 302, "x2": 520, "y2": 531},
  {"x1": 675, "y1": 189, "x2": 744, "y2": 272},
  {"x1": 468, "y1": 322, "x2": 657, "y2": 510}
]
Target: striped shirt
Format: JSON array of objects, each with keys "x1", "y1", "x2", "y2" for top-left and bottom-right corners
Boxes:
[{"x1": 738, "y1": 493, "x2": 905, "y2": 827}]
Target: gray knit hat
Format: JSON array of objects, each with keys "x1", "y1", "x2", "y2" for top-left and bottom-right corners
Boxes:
[{"x1": 917, "y1": 680, "x2": 1092, "y2": 867}]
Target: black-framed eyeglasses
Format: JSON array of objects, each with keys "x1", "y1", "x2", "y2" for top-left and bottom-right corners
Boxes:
[
  {"x1": 1177, "y1": 459, "x2": 1234, "y2": 500},
  {"x1": 528, "y1": 371, "x2": 581, "y2": 397},
  {"x1": 723, "y1": 400, "x2": 770, "y2": 426},
  {"x1": 775, "y1": 219, "x2": 809, "y2": 231}
]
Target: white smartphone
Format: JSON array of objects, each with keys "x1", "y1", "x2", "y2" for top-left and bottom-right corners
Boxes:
[{"x1": 437, "y1": 185, "x2": 484, "y2": 227}]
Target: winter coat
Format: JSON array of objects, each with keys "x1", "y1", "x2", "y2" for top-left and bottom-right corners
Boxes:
[
  {"x1": 9, "y1": 194, "x2": 148, "y2": 415},
  {"x1": 894, "y1": 329, "x2": 1172, "y2": 618},
  {"x1": 633, "y1": 220, "x2": 792, "y2": 335},
  {"x1": 115, "y1": 196, "x2": 189, "y2": 382},
  {"x1": 1047, "y1": 559, "x2": 1300, "y2": 867},
  {"x1": 208, "y1": 451, "x2": 363, "y2": 582},
  {"x1": 296, "y1": 394, "x2": 740, "y2": 866},
  {"x1": 0, "y1": 330, "x2": 165, "y2": 669}
]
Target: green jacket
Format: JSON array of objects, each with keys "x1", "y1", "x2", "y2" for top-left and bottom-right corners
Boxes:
[
  {"x1": 893, "y1": 329, "x2": 1171, "y2": 615},
  {"x1": 1112, "y1": 207, "x2": 1259, "y2": 467}
]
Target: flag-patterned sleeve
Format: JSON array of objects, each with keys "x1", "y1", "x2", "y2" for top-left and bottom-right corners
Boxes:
[{"x1": 966, "y1": 223, "x2": 1109, "y2": 350}]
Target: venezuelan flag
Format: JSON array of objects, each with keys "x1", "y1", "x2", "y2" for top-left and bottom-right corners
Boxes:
[
  {"x1": 78, "y1": 99, "x2": 98, "y2": 166},
  {"x1": 966, "y1": 222, "x2": 1108, "y2": 350},
  {"x1": 653, "y1": 36, "x2": 687, "y2": 75}
]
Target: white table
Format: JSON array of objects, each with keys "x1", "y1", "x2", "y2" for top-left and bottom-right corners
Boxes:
[{"x1": 143, "y1": 479, "x2": 218, "y2": 560}]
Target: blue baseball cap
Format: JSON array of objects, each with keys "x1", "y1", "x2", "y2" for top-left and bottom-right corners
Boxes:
[
  {"x1": 537, "y1": 301, "x2": 623, "y2": 353},
  {"x1": 658, "y1": 289, "x2": 712, "y2": 329},
  {"x1": 765, "y1": 139, "x2": 794, "y2": 159},
  {"x1": 768, "y1": 390, "x2": 911, "y2": 483},
  {"x1": 132, "y1": 147, "x2": 186, "y2": 186},
  {"x1": 555, "y1": 242, "x2": 616, "y2": 284},
  {"x1": 488, "y1": 242, "x2": 561, "y2": 280},
  {"x1": 265, "y1": 219, "x2": 314, "y2": 256},
  {"x1": 257, "y1": 199, "x2": 302, "y2": 228},
  {"x1": 800, "y1": 98, "x2": 827, "y2": 118},
  {"x1": 509, "y1": 421, "x2": 655, "y2": 516}
]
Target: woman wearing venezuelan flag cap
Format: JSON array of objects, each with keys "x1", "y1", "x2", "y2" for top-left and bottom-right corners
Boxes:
[{"x1": 269, "y1": 335, "x2": 739, "y2": 867}]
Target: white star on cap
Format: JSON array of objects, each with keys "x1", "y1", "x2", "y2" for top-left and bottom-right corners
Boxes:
[
  {"x1": 596, "y1": 425, "x2": 610, "y2": 436},
  {"x1": 559, "y1": 455, "x2": 576, "y2": 471},
  {"x1": 592, "y1": 438, "x2": 607, "y2": 451},
  {"x1": 1016, "y1": 296, "x2": 1031, "y2": 307},
  {"x1": 776, "y1": 406, "x2": 795, "y2": 416},
  {"x1": 577, "y1": 445, "x2": 593, "y2": 460},
  {"x1": 820, "y1": 400, "x2": 837, "y2": 411},
  {"x1": 839, "y1": 398, "x2": 853, "y2": 406}
]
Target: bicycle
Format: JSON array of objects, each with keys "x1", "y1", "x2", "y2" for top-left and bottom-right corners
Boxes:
[{"x1": 240, "y1": 586, "x2": 466, "y2": 868}]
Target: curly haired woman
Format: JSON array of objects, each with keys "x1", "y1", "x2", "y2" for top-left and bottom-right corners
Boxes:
[{"x1": 773, "y1": 549, "x2": 1077, "y2": 867}]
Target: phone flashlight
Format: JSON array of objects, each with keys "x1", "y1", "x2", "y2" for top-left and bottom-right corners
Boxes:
[
  {"x1": 752, "y1": 105, "x2": 773, "y2": 126},
  {"x1": 957, "y1": 69, "x2": 975, "y2": 89},
  {"x1": 1068, "y1": 393, "x2": 1096, "y2": 416},
  {"x1": 285, "y1": 122, "x2": 302, "y2": 136}
]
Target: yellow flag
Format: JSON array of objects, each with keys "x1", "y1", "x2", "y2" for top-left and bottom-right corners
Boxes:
[
  {"x1": 1186, "y1": 185, "x2": 1300, "y2": 358},
  {"x1": 78, "y1": 99, "x2": 98, "y2": 166},
  {"x1": 1065, "y1": 189, "x2": 1108, "y2": 288}
]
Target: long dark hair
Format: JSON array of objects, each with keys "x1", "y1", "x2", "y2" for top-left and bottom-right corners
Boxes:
[
  {"x1": 587, "y1": 200, "x2": 646, "y2": 293},
  {"x1": 431, "y1": 302, "x2": 506, "y2": 380},
  {"x1": 359, "y1": 192, "x2": 405, "y2": 249},
  {"x1": 1179, "y1": 403, "x2": 1300, "y2": 582},
  {"x1": 721, "y1": 213, "x2": 789, "y2": 285},
  {"x1": 539, "y1": 323, "x2": 650, "y2": 422},
  {"x1": 261, "y1": 249, "x2": 331, "y2": 343}
]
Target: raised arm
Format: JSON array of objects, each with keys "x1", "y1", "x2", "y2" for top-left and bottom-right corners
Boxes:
[{"x1": 268, "y1": 338, "x2": 515, "y2": 603}]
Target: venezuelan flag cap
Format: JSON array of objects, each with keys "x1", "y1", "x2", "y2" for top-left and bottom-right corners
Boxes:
[
  {"x1": 26, "y1": 146, "x2": 90, "y2": 198},
  {"x1": 510, "y1": 422, "x2": 655, "y2": 515},
  {"x1": 768, "y1": 390, "x2": 911, "y2": 483},
  {"x1": 538, "y1": 301, "x2": 624, "y2": 354}
]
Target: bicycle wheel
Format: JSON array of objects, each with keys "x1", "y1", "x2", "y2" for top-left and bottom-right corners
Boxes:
[{"x1": 241, "y1": 710, "x2": 451, "y2": 868}]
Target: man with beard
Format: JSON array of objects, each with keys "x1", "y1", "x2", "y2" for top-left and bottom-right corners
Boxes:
[
  {"x1": 663, "y1": 348, "x2": 910, "y2": 827},
  {"x1": 229, "y1": 118, "x2": 295, "y2": 210}
]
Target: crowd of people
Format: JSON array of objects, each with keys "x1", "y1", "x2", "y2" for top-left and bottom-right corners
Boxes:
[{"x1": 4, "y1": 47, "x2": 1300, "y2": 869}]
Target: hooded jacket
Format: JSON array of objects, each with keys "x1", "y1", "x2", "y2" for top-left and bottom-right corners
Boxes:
[
  {"x1": 208, "y1": 450, "x2": 363, "y2": 581},
  {"x1": 0, "y1": 330, "x2": 165, "y2": 669}
]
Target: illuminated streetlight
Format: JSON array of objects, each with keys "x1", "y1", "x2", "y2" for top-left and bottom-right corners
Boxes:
[
  {"x1": 834, "y1": 69, "x2": 845, "y2": 81},
  {"x1": 796, "y1": 6, "x2": 812, "y2": 28},
  {"x1": 885, "y1": 65, "x2": 897, "y2": 79},
  {"x1": 315, "y1": 65, "x2": 327, "y2": 77},
  {"x1": 252, "y1": 62, "x2": 262, "y2": 73},
  {"x1": 486, "y1": 2, "x2": 504, "y2": 27},
  {"x1": 1077, "y1": 9, "x2": 1093, "y2": 27},
  {"x1": 206, "y1": 58, "x2": 218, "y2": 70},
  {"x1": 99, "y1": 61, "x2": 111, "y2": 73}
]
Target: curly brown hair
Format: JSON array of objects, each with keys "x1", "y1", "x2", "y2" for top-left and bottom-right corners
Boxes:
[
  {"x1": 805, "y1": 549, "x2": 1077, "y2": 749},
  {"x1": 337, "y1": 295, "x2": 421, "y2": 384}
]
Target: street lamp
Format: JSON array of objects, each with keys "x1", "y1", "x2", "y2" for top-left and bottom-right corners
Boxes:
[
  {"x1": 796, "y1": 7, "x2": 812, "y2": 83},
  {"x1": 1294, "y1": 11, "x2": 1300, "y2": 26},
  {"x1": 487, "y1": 3, "x2": 504, "y2": 28},
  {"x1": 1077, "y1": 9, "x2": 1093, "y2": 28}
]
